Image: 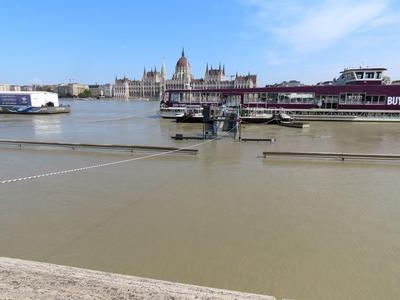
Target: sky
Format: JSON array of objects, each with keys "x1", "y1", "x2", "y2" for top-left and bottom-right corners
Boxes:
[{"x1": 1, "y1": 0, "x2": 400, "y2": 86}]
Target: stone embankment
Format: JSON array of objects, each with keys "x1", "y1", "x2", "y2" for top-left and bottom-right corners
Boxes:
[{"x1": 0, "y1": 257, "x2": 277, "y2": 299}]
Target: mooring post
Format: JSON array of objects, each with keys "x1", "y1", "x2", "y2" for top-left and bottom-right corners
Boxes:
[{"x1": 238, "y1": 120, "x2": 242, "y2": 141}]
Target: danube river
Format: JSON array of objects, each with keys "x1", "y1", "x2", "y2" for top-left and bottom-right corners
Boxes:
[{"x1": 1, "y1": 100, "x2": 399, "y2": 300}]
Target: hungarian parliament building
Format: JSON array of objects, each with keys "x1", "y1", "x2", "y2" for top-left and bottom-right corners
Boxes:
[{"x1": 114, "y1": 50, "x2": 257, "y2": 100}]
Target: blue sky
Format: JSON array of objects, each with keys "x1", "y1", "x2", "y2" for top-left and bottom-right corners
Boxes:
[{"x1": 1, "y1": 0, "x2": 400, "y2": 85}]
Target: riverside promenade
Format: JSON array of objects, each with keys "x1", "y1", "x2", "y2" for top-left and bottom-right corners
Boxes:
[{"x1": 0, "y1": 257, "x2": 277, "y2": 299}]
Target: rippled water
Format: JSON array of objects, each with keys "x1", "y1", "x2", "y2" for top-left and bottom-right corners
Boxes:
[{"x1": 1, "y1": 100, "x2": 399, "y2": 299}]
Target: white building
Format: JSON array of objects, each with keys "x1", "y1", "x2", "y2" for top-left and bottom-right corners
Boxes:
[
  {"x1": 55, "y1": 83, "x2": 89, "y2": 97},
  {"x1": 114, "y1": 77, "x2": 130, "y2": 99},
  {"x1": 0, "y1": 84, "x2": 9, "y2": 92},
  {"x1": 89, "y1": 84, "x2": 114, "y2": 98},
  {"x1": 0, "y1": 84, "x2": 21, "y2": 91},
  {"x1": 69, "y1": 83, "x2": 89, "y2": 97}
]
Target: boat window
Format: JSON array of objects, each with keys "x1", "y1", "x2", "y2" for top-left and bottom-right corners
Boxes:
[
  {"x1": 261, "y1": 93, "x2": 267, "y2": 102},
  {"x1": 278, "y1": 93, "x2": 290, "y2": 104},
  {"x1": 376, "y1": 72, "x2": 382, "y2": 79},
  {"x1": 345, "y1": 93, "x2": 365, "y2": 104},
  {"x1": 171, "y1": 93, "x2": 180, "y2": 102},
  {"x1": 356, "y1": 72, "x2": 364, "y2": 79},
  {"x1": 244, "y1": 93, "x2": 262, "y2": 103},
  {"x1": 344, "y1": 72, "x2": 356, "y2": 80},
  {"x1": 276, "y1": 92, "x2": 315, "y2": 104},
  {"x1": 366, "y1": 72, "x2": 375, "y2": 79},
  {"x1": 267, "y1": 93, "x2": 278, "y2": 103}
]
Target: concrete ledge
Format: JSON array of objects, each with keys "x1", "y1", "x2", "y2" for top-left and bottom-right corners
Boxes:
[{"x1": 0, "y1": 257, "x2": 276, "y2": 299}]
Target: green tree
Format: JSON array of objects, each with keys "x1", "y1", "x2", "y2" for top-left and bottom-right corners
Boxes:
[{"x1": 78, "y1": 89, "x2": 92, "y2": 98}]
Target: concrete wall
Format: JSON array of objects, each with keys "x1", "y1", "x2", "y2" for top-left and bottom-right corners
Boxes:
[{"x1": 0, "y1": 257, "x2": 277, "y2": 300}]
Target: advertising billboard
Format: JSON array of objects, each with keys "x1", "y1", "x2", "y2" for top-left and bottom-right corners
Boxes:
[{"x1": 0, "y1": 93, "x2": 32, "y2": 106}]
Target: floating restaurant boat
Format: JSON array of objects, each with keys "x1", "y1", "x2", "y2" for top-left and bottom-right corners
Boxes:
[
  {"x1": 0, "y1": 91, "x2": 70, "y2": 114},
  {"x1": 161, "y1": 67, "x2": 400, "y2": 122}
]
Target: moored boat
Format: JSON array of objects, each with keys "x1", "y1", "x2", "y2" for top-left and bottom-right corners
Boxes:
[
  {"x1": 280, "y1": 121, "x2": 310, "y2": 128},
  {"x1": 159, "y1": 106, "x2": 187, "y2": 118},
  {"x1": 161, "y1": 67, "x2": 400, "y2": 122},
  {"x1": 240, "y1": 108, "x2": 274, "y2": 123},
  {"x1": 0, "y1": 91, "x2": 70, "y2": 114},
  {"x1": 175, "y1": 107, "x2": 204, "y2": 123}
]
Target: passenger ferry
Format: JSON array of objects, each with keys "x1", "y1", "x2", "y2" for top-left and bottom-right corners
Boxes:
[
  {"x1": 0, "y1": 91, "x2": 70, "y2": 114},
  {"x1": 160, "y1": 67, "x2": 400, "y2": 122}
]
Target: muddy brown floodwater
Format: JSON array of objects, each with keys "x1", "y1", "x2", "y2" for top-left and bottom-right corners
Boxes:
[{"x1": 1, "y1": 100, "x2": 399, "y2": 300}]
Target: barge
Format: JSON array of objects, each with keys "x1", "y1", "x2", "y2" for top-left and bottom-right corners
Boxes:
[
  {"x1": 160, "y1": 67, "x2": 400, "y2": 122},
  {"x1": 0, "y1": 91, "x2": 70, "y2": 114}
]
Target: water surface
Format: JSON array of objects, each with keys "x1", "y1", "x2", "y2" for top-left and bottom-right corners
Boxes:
[{"x1": 1, "y1": 100, "x2": 399, "y2": 300}]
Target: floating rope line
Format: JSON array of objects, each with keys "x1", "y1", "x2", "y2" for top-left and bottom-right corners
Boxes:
[
  {"x1": 0, "y1": 125, "x2": 237, "y2": 185},
  {"x1": 0, "y1": 148, "x2": 184, "y2": 185}
]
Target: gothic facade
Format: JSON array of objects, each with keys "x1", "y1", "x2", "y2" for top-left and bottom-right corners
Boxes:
[{"x1": 114, "y1": 50, "x2": 257, "y2": 100}]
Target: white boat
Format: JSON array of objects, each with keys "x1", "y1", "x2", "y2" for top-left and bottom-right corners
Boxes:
[
  {"x1": 159, "y1": 107, "x2": 187, "y2": 118},
  {"x1": 176, "y1": 107, "x2": 204, "y2": 123},
  {"x1": 240, "y1": 108, "x2": 274, "y2": 123},
  {"x1": 278, "y1": 111, "x2": 293, "y2": 121},
  {"x1": 0, "y1": 91, "x2": 70, "y2": 114}
]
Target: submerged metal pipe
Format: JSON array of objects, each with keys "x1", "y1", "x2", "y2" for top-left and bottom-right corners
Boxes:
[
  {"x1": 262, "y1": 151, "x2": 400, "y2": 161},
  {"x1": 0, "y1": 140, "x2": 198, "y2": 154}
]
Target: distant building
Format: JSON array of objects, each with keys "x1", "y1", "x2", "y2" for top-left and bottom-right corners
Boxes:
[
  {"x1": 115, "y1": 49, "x2": 257, "y2": 100},
  {"x1": 0, "y1": 84, "x2": 10, "y2": 91},
  {"x1": 0, "y1": 84, "x2": 21, "y2": 91},
  {"x1": 67, "y1": 83, "x2": 89, "y2": 97},
  {"x1": 21, "y1": 85, "x2": 34, "y2": 91},
  {"x1": 1, "y1": 83, "x2": 112, "y2": 97},
  {"x1": 55, "y1": 83, "x2": 89, "y2": 97},
  {"x1": 88, "y1": 84, "x2": 114, "y2": 98},
  {"x1": 57, "y1": 85, "x2": 69, "y2": 97},
  {"x1": 1, "y1": 84, "x2": 60, "y2": 92},
  {"x1": 10, "y1": 85, "x2": 21, "y2": 91},
  {"x1": 114, "y1": 77, "x2": 130, "y2": 99},
  {"x1": 31, "y1": 84, "x2": 58, "y2": 92},
  {"x1": 101, "y1": 84, "x2": 114, "y2": 98},
  {"x1": 89, "y1": 85, "x2": 101, "y2": 97},
  {"x1": 392, "y1": 80, "x2": 400, "y2": 85}
]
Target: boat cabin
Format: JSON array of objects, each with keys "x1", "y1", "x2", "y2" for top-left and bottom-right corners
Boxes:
[
  {"x1": 0, "y1": 91, "x2": 59, "y2": 107},
  {"x1": 336, "y1": 67, "x2": 387, "y2": 85}
]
